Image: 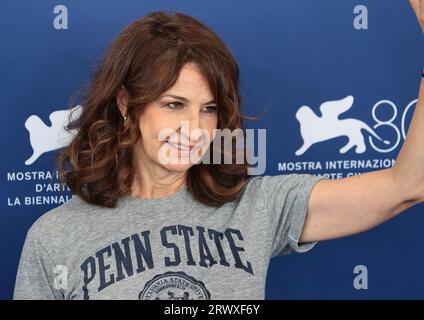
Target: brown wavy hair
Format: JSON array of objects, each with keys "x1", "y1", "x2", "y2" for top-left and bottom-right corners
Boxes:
[{"x1": 54, "y1": 10, "x2": 262, "y2": 208}]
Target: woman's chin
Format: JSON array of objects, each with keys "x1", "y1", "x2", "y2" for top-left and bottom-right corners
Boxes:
[
  {"x1": 162, "y1": 162, "x2": 196, "y2": 172},
  {"x1": 158, "y1": 155, "x2": 202, "y2": 171},
  {"x1": 156, "y1": 149, "x2": 204, "y2": 171}
]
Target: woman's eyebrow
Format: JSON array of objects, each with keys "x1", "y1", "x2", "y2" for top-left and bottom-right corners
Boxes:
[{"x1": 161, "y1": 94, "x2": 216, "y2": 105}]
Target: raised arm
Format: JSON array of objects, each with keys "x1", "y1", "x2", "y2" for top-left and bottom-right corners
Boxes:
[{"x1": 300, "y1": 1, "x2": 424, "y2": 243}]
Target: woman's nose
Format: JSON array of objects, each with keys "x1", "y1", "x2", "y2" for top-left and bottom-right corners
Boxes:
[
  {"x1": 187, "y1": 109, "x2": 200, "y2": 130},
  {"x1": 178, "y1": 110, "x2": 202, "y2": 143}
]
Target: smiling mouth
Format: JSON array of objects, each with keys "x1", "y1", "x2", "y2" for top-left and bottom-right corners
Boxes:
[{"x1": 166, "y1": 141, "x2": 194, "y2": 151}]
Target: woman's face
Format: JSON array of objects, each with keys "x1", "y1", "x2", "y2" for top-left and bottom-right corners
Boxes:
[{"x1": 132, "y1": 62, "x2": 218, "y2": 173}]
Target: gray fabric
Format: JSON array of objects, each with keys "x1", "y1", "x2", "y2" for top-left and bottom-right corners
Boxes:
[{"x1": 14, "y1": 173, "x2": 326, "y2": 300}]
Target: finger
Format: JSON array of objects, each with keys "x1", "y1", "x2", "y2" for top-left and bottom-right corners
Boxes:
[
  {"x1": 409, "y1": 0, "x2": 419, "y2": 14},
  {"x1": 410, "y1": 0, "x2": 424, "y2": 33}
]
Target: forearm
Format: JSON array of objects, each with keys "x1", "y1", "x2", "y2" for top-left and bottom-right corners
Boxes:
[{"x1": 392, "y1": 77, "x2": 424, "y2": 204}]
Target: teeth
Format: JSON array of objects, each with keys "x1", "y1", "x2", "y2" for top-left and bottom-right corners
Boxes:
[{"x1": 167, "y1": 141, "x2": 191, "y2": 150}]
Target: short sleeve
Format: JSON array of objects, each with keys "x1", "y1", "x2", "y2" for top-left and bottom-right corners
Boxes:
[
  {"x1": 13, "y1": 226, "x2": 64, "y2": 300},
  {"x1": 253, "y1": 173, "x2": 327, "y2": 258}
]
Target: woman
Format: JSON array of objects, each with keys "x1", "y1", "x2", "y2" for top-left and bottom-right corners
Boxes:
[{"x1": 14, "y1": 3, "x2": 424, "y2": 300}]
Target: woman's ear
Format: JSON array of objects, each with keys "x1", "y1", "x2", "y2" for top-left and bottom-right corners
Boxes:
[{"x1": 116, "y1": 85, "x2": 129, "y2": 117}]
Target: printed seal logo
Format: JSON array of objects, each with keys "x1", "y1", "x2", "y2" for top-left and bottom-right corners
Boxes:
[{"x1": 138, "y1": 271, "x2": 211, "y2": 300}]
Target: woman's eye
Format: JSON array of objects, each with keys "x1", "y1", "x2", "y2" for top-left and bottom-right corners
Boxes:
[
  {"x1": 165, "y1": 102, "x2": 184, "y2": 110},
  {"x1": 202, "y1": 106, "x2": 218, "y2": 113}
]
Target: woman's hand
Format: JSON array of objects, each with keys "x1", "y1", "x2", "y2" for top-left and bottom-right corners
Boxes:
[{"x1": 410, "y1": 0, "x2": 424, "y2": 33}]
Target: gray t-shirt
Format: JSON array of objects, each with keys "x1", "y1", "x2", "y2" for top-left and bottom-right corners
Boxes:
[{"x1": 13, "y1": 173, "x2": 325, "y2": 300}]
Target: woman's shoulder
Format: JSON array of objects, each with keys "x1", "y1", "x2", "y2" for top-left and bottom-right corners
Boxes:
[
  {"x1": 244, "y1": 173, "x2": 324, "y2": 188},
  {"x1": 25, "y1": 195, "x2": 105, "y2": 244},
  {"x1": 240, "y1": 173, "x2": 295, "y2": 194},
  {"x1": 239, "y1": 173, "x2": 325, "y2": 202}
]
